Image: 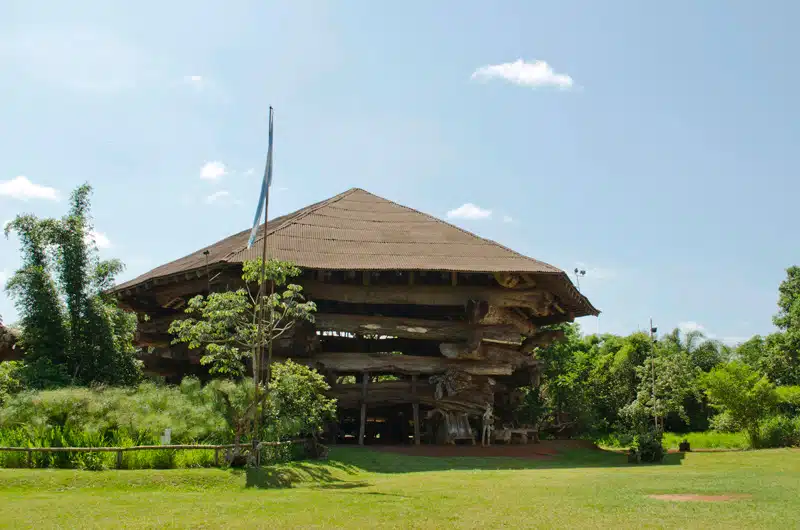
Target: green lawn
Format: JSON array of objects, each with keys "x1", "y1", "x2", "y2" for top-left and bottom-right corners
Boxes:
[{"x1": 1, "y1": 447, "x2": 798, "y2": 529}]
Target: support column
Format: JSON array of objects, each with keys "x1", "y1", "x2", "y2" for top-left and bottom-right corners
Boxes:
[
  {"x1": 411, "y1": 374, "x2": 421, "y2": 445},
  {"x1": 359, "y1": 372, "x2": 369, "y2": 446}
]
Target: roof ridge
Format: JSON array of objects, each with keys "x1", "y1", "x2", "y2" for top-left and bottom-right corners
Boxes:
[{"x1": 222, "y1": 188, "x2": 361, "y2": 261}]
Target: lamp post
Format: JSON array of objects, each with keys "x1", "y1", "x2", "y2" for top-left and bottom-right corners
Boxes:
[{"x1": 573, "y1": 268, "x2": 586, "y2": 291}]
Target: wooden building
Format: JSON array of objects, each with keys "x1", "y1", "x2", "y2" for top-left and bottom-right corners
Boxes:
[{"x1": 112, "y1": 188, "x2": 598, "y2": 445}]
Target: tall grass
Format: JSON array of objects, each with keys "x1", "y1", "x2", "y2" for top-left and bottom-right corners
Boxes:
[
  {"x1": 597, "y1": 431, "x2": 749, "y2": 450},
  {"x1": 662, "y1": 431, "x2": 749, "y2": 450}
]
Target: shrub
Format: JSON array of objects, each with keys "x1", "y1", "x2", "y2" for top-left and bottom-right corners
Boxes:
[
  {"x1": 758, "y1": 415, "x2": 800, "y2": 448},
  {"x1": 703, "y1": 362, "x2": 778, "y2": 448},
  {"x1": 632, "y1": 429, "x2": 665, "y2": 463},
  {"x1": 709, "y1": 411, "x2": 742, "y2": 433}
]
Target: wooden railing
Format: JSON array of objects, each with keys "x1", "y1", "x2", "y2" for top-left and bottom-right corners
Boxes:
[{"x1": 0, "y1": 440, "x2": 304, "y2": 468}]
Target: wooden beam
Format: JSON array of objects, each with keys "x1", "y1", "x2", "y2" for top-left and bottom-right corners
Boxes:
[
  {"x1": 301, "y1": 281, "x2": 555, "y2": 311},
  {"x1": 314, "y1": 313, "x2": 520, "y2": 342},
  {"x1": 451, "y1": 272, "x2": 458, "y2": 286},
  {"x1": 311, "y1": 352, "x2": 517, "y2": 376},
  {"x1": 359, "y1": 372, "x2": 369, "y2": 446},
  {"x1": 412, "y1": 375, "x2": 420, "y2": 445}
]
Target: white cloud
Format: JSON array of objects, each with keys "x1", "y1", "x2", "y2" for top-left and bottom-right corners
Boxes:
[
  {"x1": 187, "y1": 75, "x2": 202, "y2": 83},
  {"x1": 677, "y1": 321, "x2": 746, "y2": 345},
  {"x1": 678, "y1": 321, "x2": 705, "y2": 334},
  {"x1": 85, "y1": 230, "x2": 111, "y2": 249},
  {"x1": 206, "y1": 190, "x2": 230, "y2": 204},
  {"x1": 447, "y1": 203, "x2": 492, "y2": 220},
  {"x1": 0, "y1": 176, "x2": 59, "y2": 201},
  {"x1": 243, "y1": 168, "x2": 255, "y2": 176},
  {"x1": 502, "y1": 215, "x2": 513, "y2": 223},
  {"x1": 200, "y1": 161, "x2": 227, "y2": 181},
  {"x1": 471, "y1": 59, "x2": 574, "y2": 89}
]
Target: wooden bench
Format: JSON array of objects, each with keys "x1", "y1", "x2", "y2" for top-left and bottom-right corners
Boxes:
[{"x1": 493, "y1": 427, "x2": 539, "y2": 444}]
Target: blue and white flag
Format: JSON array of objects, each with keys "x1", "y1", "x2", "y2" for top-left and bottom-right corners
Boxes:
[{"x1": 247, "y1": 109, "x2": 274, "y2": 249}]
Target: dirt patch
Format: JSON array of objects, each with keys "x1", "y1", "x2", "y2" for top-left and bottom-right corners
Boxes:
[
  {"x1": 649, "y1": 494, "x2": 752, "y2": 502},
  {"x1": 367, "y1": 440, "x2": 595, "y2": 460}
]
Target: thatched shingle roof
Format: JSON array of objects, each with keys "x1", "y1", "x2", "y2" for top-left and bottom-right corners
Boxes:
[{"x1": 114, "y1": 188, "x2": 598, "y2": 316}]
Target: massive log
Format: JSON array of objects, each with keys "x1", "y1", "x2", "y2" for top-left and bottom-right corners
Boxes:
[
  {"x1": 319, "y1": 336, "x2": 441, "y2": 356},
  {"x1": 302, "y1": 281, "x2": 555, "y2": 311},
  {"x1": 311, "y1": 352, "x2": 516, "y2": 376},
  {"x1": 332, "y1": 380, "x2": 494, "y2": 414},
  {"x1": 314, "y1": 313, "x2": 520, "y2": 342}
]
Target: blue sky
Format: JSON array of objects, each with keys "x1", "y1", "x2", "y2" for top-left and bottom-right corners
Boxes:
[{"x1": 1, "y1": 1, "x2": 797, "y2": 343}]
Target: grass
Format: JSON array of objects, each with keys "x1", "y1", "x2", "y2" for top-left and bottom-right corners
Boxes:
[
  {"x1": 1, "y1": 446, "x2": 799, "y2": 529},
  {"x1": 662, "y1": 431, "x2": 749, "y2": 450},
  {"x1": 597, "y1": 431, "x2": 750, "y2": 451}
]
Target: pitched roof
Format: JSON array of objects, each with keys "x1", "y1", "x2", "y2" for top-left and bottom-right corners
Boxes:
[{"x1": 114, "y1": 188, "x2": 598, "y2": 316}]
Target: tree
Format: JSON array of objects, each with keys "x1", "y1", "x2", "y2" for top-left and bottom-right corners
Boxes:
[
  {"x1": 265, "y1": 360, "x2": 336, "y2": 440},
  {"x1": 169, "y1": 258, "x2": 316, "y2": 380},
  {"x1": 703, "y1": 361, "x2": 778, "y2": 447},
  {"x1": 774, "y1": 266, "x2": 800, "y2": 335},
  {"x1": 4, "y1": 184, "x2": 141, "y2": 387},
  {"x1": 4, "y1": 215, "x2": 70, "y2": 387},
  {"x1": 622, "y1": 341, "x2": 700, "y2": 431}
]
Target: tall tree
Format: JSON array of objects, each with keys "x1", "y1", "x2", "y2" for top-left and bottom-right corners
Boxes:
[
  {"x1": 4, "y1": 184, "x2": 141, "y2": 387},
  {"x1": 4, "y1": 215, "x2": 70, "y2": 387}
]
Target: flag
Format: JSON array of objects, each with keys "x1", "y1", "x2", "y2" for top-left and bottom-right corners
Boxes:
[{"x1": 247, "y1": 109, "x2": 274, "y2": 249}]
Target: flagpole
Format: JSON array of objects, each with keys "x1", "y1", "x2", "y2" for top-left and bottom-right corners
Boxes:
[{"x1": 253, "y1": 106, "x2": 273, "y2": 450}]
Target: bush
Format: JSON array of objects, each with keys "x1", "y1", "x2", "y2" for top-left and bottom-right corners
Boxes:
[
  {"x1": 632, "y1": 429, "x2": 665, "y2": 463},
  {"x1": 709, "y1": 411, "x2": 742, "y2": 433},
  {"x1": 758, "y1": 415, "x2": 800, "y2": 448}
]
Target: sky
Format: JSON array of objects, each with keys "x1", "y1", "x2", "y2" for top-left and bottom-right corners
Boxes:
[{"x1": 1, "y1": 0, "x2": 798, "y2": 343}]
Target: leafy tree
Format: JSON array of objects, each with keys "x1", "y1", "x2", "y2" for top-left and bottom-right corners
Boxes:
[
  {"x1": 4, "y1": 184, "x2": 141, "y2": 387},
  {"x1": 703, "y1": 361, "x2": 778, "y2": 447},
  {"x1": 265, "y1": 360, "x2": 336, "y2": 440},
  {"x1": 622, "y1": 341, "x2": 700, "y2": 431},
  {"x1": 774, "y1": 266, "x2": 800, "y2": 334},
  {"x1": 169, "y1": 258, "x2": 316, "y2": 380},
  {"x1": 4, "y1": 215, "x2": 70, "y2": 387}
]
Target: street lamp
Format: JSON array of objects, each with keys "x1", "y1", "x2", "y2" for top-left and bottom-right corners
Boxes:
[{"x1": 573, "y1": 268, "x2": 586, "y2": 291}]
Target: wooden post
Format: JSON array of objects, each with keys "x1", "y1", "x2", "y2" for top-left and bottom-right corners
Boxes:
[
  {"x1": 27, "y1": 449, "x2": 32, "y2": 468},
  {"x1": 116, "y1": 450, "x2": 123, "y2": 469},
  {"x1": 363, "y1": 271, "x2": 370, "y2": 286},
  {"x1": 411, "y1": 374, "x2": 420, "y2": 445},
  {"x1": 451, "y1": 272, "x2": 458, "y2": 286},
  {"x1": 214, "y1": 447, "x2": 220, "y2": 467},
  {"x1": 359, "y1": 372, "x2": 369, "y2": 446},
  {"x1": 408, "y1": 271, "x2": 415, "y2": 286}
]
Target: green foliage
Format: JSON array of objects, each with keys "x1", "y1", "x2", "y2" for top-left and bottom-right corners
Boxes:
[
  {"x1": 703, "y1": 362, "x2": 778, "y2": 447},
  {"x1": 4, "y1": 184, "x2": 141, "y2": 388},
  {"x1": 513, "y1": 386, "x2": 547, "y2": 427},
  {"x1": 622, "y1": 341, "x2": 700, "y2": 429},
  {"x1": 631, "y1": 428, "x2": 665, "y2": 463},
  {"x1": 4, "y1": 216, "x2": 69, "y2": 386},
  {"x1": 265, "y1": 360, "x2": 336, "y2": 440},
  {"x1": 661, "y1": 431, "x2": 749, "y2": 450},
  {"x1": 170, "y1": 259, "x2": 316, "y2": 378},
  {"x1": 757, "y1": 415, "x2": 800, "y2": 449},
  {"x1": 709, "y1": 410, "x2": 742, "y2": 433},
  {"x1": 0, "y1": 382, "x2": 226, "y2": 445},
  {"x1": 774, "y1": 266, "x2": 800, "y2": 334},
  {"x1": 0, "y1": 362, "x2": 23, "y2": 406}
]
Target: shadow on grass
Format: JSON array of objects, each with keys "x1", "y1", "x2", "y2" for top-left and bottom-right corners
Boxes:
[
  {"x1": 323, "y1": 446, "x2": 686, "y2": 474},
  {"x1": 243, "y1": 460, "x2": 366, "y2": 489}
]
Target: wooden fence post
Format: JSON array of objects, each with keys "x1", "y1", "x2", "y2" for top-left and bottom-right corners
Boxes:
[
  {"x1": 116, "y1": 450, "x2": 123, "y2": 469},
  {"x1": 27, "y1": 449, "x2": 32, "y2": 468},
  {"x1": 214, "y1": 448, "x2": 220, "y2": 467}
]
